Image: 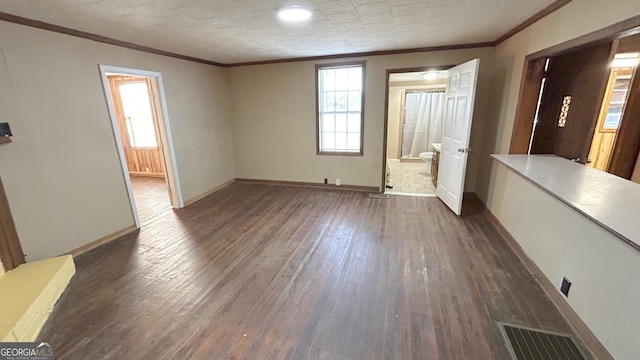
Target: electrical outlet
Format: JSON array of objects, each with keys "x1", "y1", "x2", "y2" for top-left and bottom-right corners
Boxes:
[
  {"x1": 561, "y1": 277, "x2": 571, "y2": 297},
  {"x1": 336, "y1": 178, "x2": 341, "y2": 186},
  {"x1": 323, "y1": 178, "x2": 328, "y2": 184}
]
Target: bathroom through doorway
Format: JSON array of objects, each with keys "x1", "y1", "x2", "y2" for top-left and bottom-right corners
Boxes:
[{"x1": 384, "y1": 69, "x2": 448, "y2": 197}]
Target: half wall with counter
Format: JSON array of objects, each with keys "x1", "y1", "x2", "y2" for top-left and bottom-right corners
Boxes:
[{"x1": 489, "y1": 154, "x2": 640, "y2": 360}]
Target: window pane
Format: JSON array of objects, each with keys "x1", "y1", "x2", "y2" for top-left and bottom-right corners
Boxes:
[
  {"x1": 335, "y1": 113, "x2": 347, "y2": 132},
  {"x1": 323, "y1": 69, "x2": 336, "y2": 90},
  {"x1": 322, "y1": 132, "x2": 335, "y2": 150},
  {"x1": 336, "y1": 91, "x2": 348, "y2": 111},
  {"x1": 348, "y1": 68, "x2": 362, "y2": 90},
  {"x1": 348, "y1": 91, "x2": 361, "y2": 111},
  {"x1": 119, "y1": 82, "x2": 158, "y2": 148},
  {"x1": 347, "y1": 133, "x2": 361, "y2": 150},
  {"x1": 323, "y1": 92, "x2": 336, "y2": 112},
  {"x1": 347, "y1": 113, "x2": 360, "y2": 132},
  {"x1": 335, "y1": 68, "x2": 349, "y2": 90},
  {"x1": 335, "y1": 132, "x2": 347, "y2": 150},
  {"x1": 322, "y1": 114, "x2": 335, "y2": 132}
]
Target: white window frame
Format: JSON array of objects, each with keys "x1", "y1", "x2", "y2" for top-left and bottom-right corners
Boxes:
[{"x1": 316, "y1": 61, "x2": 366, "y2": 156}]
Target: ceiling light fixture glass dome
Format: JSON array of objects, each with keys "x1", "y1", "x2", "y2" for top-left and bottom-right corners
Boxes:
[
  {"x1": 422, "y1": 72, "x2": 439, "y2": 80},
  {"x1": 278, "y1": 6, "x2": 312, "y2": 22}
]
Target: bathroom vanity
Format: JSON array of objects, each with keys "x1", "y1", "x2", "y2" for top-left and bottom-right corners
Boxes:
[{"x1": 431, "y1": 143, "x2": 441, "y2": 186}]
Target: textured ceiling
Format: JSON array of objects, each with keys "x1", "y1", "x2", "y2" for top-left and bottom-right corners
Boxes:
[{"x1": 0, "y1": 0, "x2": 556, "y2": 64}]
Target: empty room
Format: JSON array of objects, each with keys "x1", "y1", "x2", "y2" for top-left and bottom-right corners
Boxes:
[{"x1": 0, "y1": 0, "x2": 639, "y2": 359}]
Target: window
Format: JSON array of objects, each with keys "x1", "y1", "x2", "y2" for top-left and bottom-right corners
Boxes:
[
  {"x1": 119, "y1": 81, "x2": 158, "y2": 148},
  {"x1": 316, "y1": 61, "x2": 365, "y2": 155}
]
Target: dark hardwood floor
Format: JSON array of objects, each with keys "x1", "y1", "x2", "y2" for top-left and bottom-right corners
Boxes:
[
  {"x1": 39, "y1": 182, "x2": 584, "y2": 359},
  {"x1": 129, "y1": 175, "x2": 171, "y2": 226}
]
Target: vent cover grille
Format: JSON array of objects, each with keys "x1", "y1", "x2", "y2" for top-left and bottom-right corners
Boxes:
[{"x1": 500, "y1": 323, "x2": 587, "y2": 360}]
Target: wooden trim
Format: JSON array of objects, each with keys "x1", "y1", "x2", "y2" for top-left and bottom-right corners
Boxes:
[
  {"x1": 316, "y1": 151, "x2": 364, "y2": 156},
  {"x1": 183, "y1": 179, "x2": 235, "y2": 207},
  {"x1": 483, "y1": 209, "x2": 614, "y2": 360},
  {"x1": 0, "y1": 0, "x2": 571, "y2": 70},
  {"x1": 0, "y1": 176, "x2": 24, "y2": 271},
  {"x1": 315, "y1": 61, "x2": 366, "y2": 156},
  {"x1": 235, "y1": 178, "x2": 379, "y2": 193},
  {"x1": 495, "y1": 0, "x2": 572, "y2": 45},
  {"x1": 0, "y1": 10, "x2": 491, "y2": 69},
  {"x1": 68, "y1": 225, "x2": 138, "y2": 257},
  {"x1": 508, "y1": 57, "x2": 547, "y2": 154},
  {"x1": 0, "y1": 12, "x2": 225, "y2": 67},
  {"x1": 227, "y1": 43, "x2": 494, "y2": 67},
  {"x1": 128, "y1": 172, "x2": 165, "y2": 178}
]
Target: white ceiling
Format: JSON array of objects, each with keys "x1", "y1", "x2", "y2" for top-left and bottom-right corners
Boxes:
[{"x1": 0, "y1": 0, "x2": 556, "y2": 64}]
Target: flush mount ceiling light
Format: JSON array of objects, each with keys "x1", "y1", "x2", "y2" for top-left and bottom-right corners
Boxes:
[
  {"x1": 278, "y1": 6, "x2": 312, "y2": 22},
  {"x1": 422, "y1": 72, "x2": 439, "y2": 80}
]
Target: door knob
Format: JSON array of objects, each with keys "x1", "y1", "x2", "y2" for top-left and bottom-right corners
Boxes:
[{"x1": 457, "y1": 147, "x2": 471, "y2": 153}]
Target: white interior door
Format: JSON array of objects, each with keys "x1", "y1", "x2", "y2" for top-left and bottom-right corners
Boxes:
[{"x1": 436, "y1": 58, "x2": 480, "y2": 215}]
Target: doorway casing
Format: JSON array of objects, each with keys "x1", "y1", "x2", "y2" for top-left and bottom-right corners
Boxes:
[{"x1": 99, "y1": 65, "x2": 183, "y2": 229}]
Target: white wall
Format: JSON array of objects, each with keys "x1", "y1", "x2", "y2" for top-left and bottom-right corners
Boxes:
[
  {"x1": 229, "y1": 47, "x2": 494, "y2": 190},
  {"x1": 386, "y1": 87, "x2": 403, "y2": 160},
  {"x1": 0, "y1": 21, "x2": 235, "y2": 261},
  {"x1": 478, "y1": 0, "x2": 640, "y2": 359}
]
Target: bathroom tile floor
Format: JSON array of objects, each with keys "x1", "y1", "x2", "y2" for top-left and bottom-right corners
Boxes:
[{"x1": 386, "y1": 159, "x2": 437, "y2": 196}]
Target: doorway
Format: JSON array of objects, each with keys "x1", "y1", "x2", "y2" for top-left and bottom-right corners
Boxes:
[
  {"x1": 586, "y1": 62, "x2": 634, "y2": 171},
  {"x1": 99, "y1": 65, "x2": 183, "y2": 228},
  {"x1": 382, "y1": 59, "x2": 481, "y2": 215},
  {"x1": 510, "y1": 32, "x2": 640, "y2": 184},
  {"x1": 383, "y1": 69, "x2": 448, "y2": 197}
]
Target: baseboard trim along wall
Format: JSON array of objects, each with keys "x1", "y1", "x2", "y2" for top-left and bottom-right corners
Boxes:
[
  {"x1": 183, "y1": 179, "x2": 236, "y2": 207},
  {"x1": 68, "y1": 225, "x2": 138, "y2": 257},
  {"x1": 128, "y1": 172, "x2": 165, "y2": 178},
  {"x1": 235, "y1": 178, "x2": 379, "y2": 193},
  {"x1": 484, "y1": 209, "x2": 614, "y2": 360}
]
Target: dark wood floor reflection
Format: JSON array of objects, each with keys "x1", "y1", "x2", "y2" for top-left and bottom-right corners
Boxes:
[{"x1": 39, "y1": 183, "x2": 577, "y2": 359}]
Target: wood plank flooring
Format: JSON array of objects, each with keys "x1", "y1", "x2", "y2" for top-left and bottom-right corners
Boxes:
[
  {"x1": 129, "y1": 175, "x2": 171, "y2": 226},
  {"x1": 39, "y1": 182, "x2": 584, "y2": 359}
]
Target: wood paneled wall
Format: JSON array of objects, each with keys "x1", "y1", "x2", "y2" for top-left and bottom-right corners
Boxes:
[
  {"x1": 530, "y1": 42, "x2": 612, "y2": 161},
  {"x1": 107, "y1": 76, "x2": 165, "y2": 177}
]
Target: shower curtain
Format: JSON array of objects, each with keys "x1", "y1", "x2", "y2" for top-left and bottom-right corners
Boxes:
[{"x1": 401, "y1": 91, "x2": 445, "y2": 158}]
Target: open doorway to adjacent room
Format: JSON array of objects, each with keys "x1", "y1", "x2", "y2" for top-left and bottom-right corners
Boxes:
[
  {"x1": 511, "y1": 33, "x2": 640, "y2": 185},
  {"x1": 383, "y1": 69, "x2": 448, "y2": 197},
  {"x1": 100, "y1": 65, "x2": 183, "y2": 228}
]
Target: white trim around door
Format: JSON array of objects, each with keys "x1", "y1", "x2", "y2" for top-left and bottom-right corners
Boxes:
[{"x1": 98, "y1": 64, "x2": 184, "y2": 228}]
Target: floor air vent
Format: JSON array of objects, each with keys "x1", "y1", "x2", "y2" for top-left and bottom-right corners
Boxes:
[{"x1": 499, "y1": 323, "x2": 587, "y2": 360}]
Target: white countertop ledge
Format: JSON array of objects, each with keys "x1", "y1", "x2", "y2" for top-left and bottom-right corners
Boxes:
[{"x1": 492, "y1": 154, "x2": 640, "y2": 250}]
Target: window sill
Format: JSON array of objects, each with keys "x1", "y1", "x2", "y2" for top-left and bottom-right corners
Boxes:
[{"x1": 317, "y1": 151, "x2": 363, "y2": 156}]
